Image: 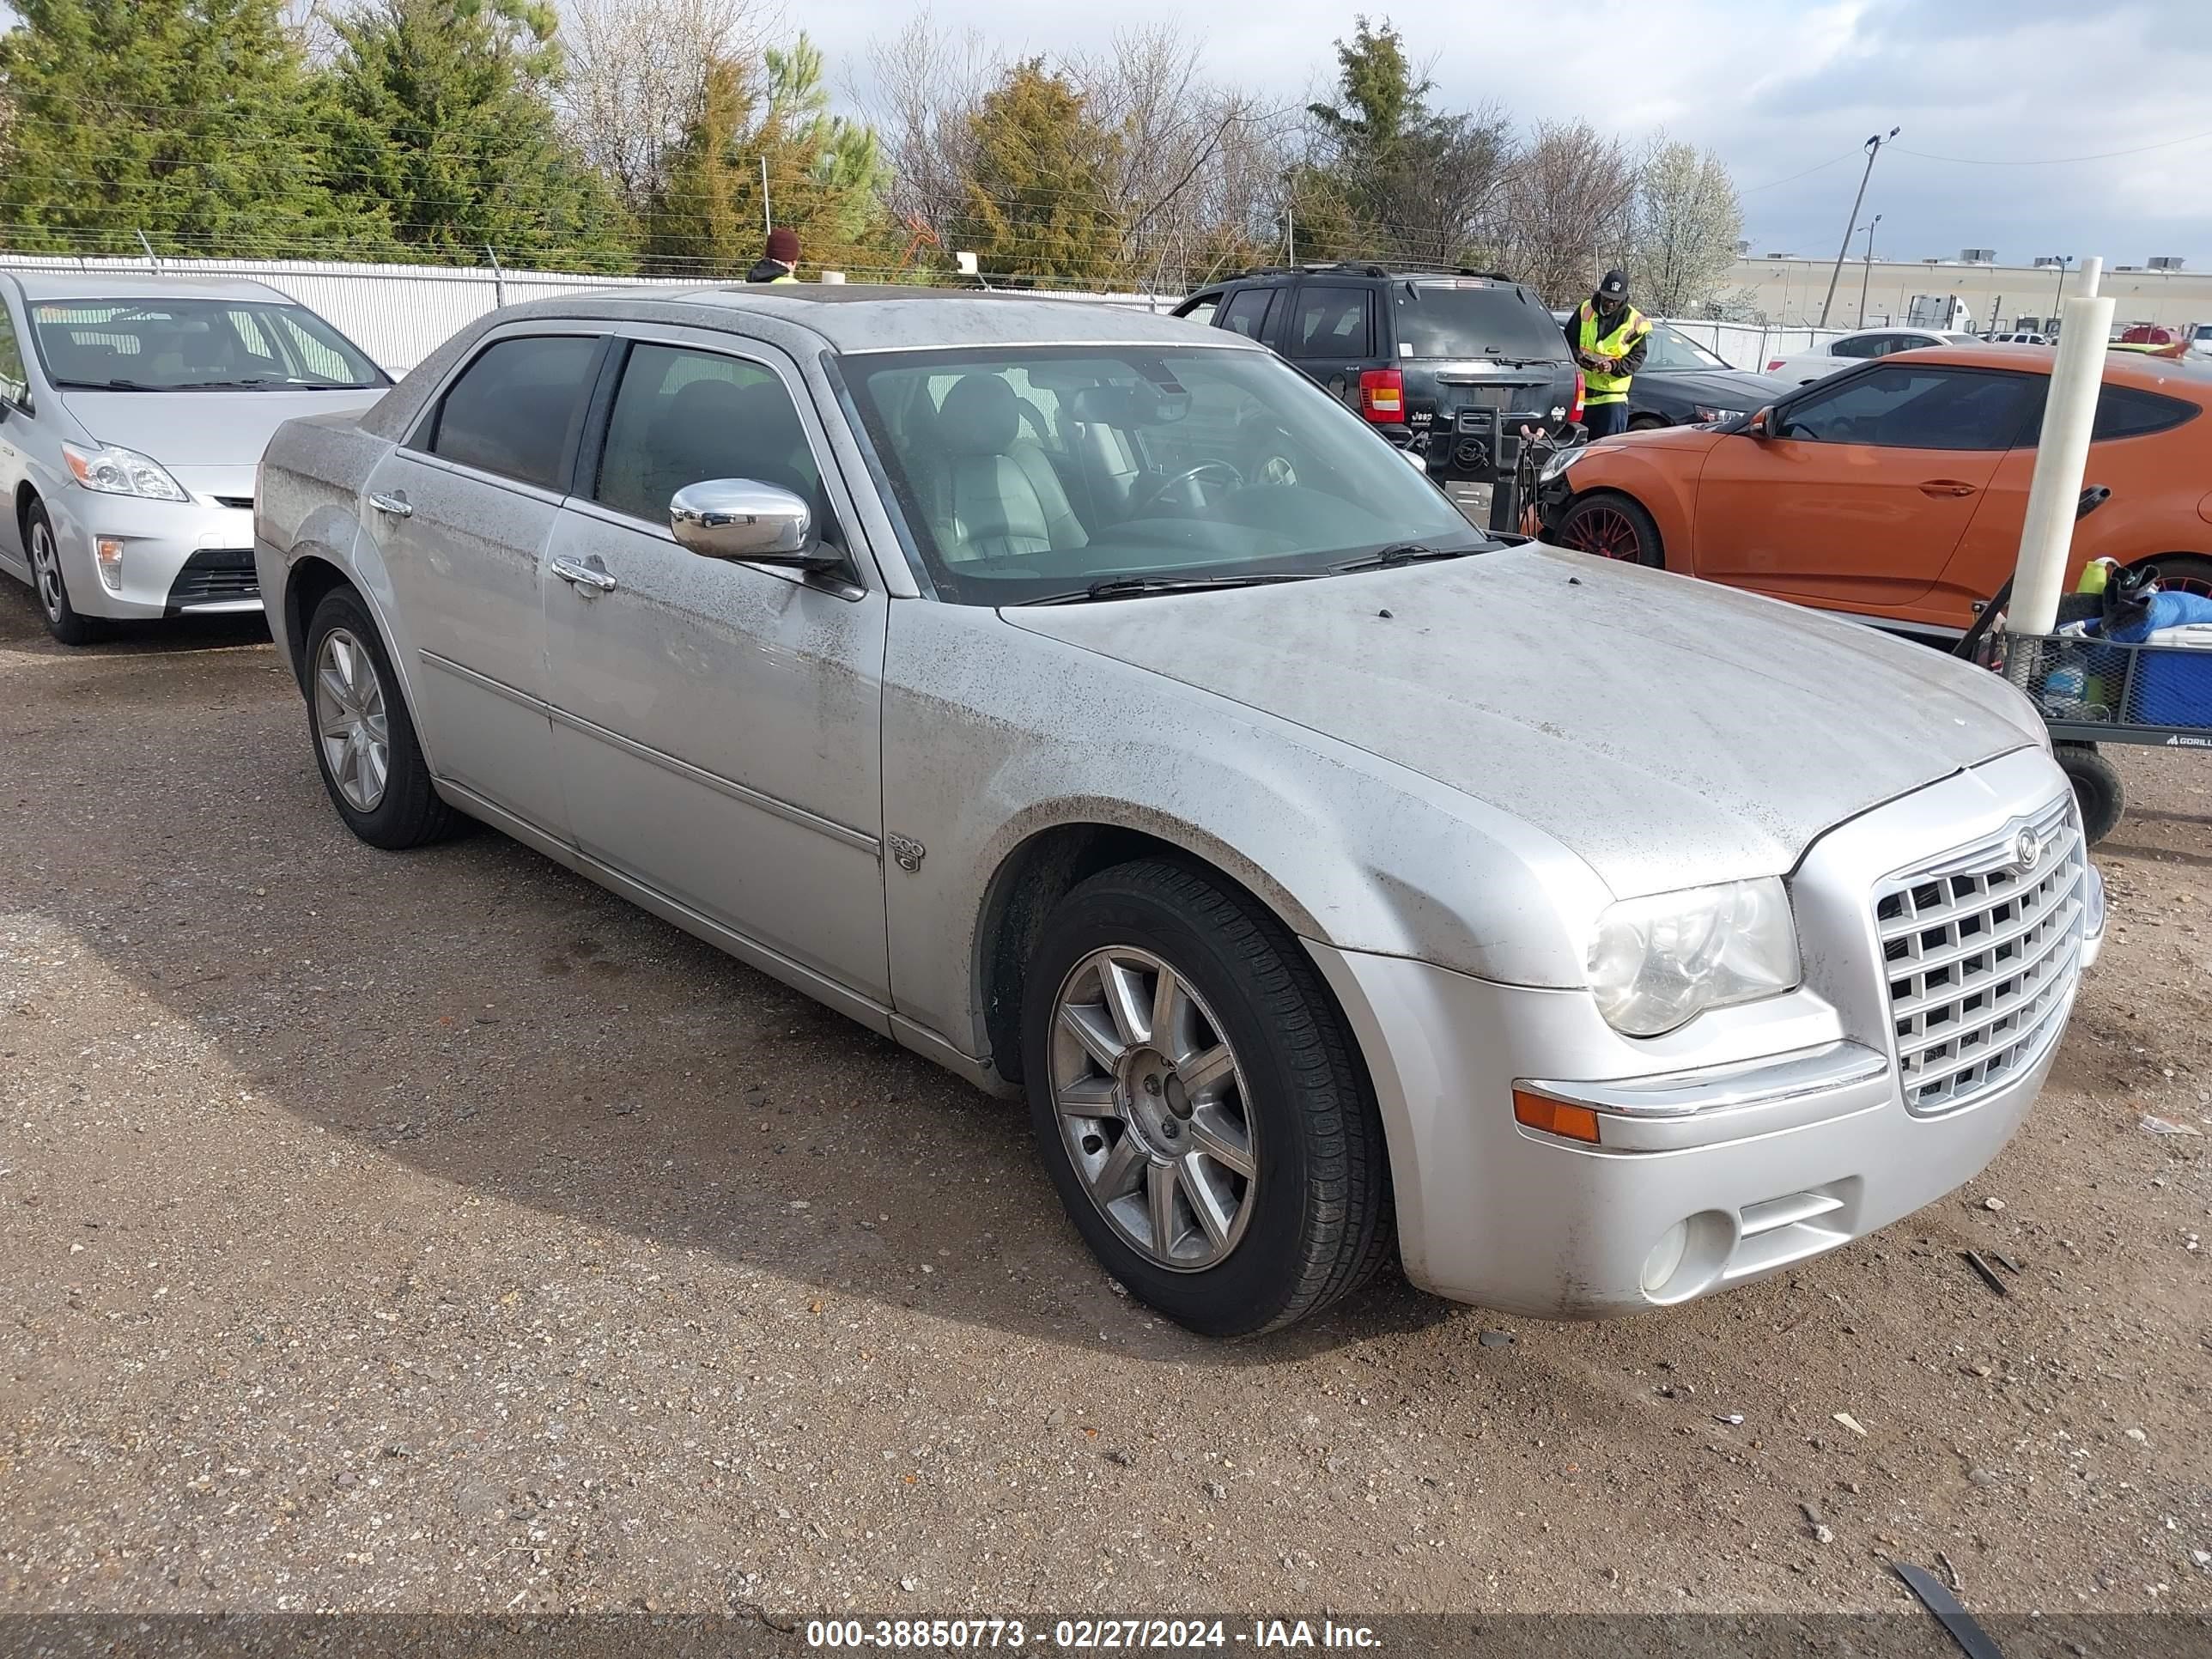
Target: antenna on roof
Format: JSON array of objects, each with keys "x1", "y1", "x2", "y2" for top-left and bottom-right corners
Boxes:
[{"x1": 135, "y1": 230, "x2": 160, "y2": 274}]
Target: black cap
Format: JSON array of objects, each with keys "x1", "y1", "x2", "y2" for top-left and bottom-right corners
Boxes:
[{"x1": 1597, "y1": 269, "x2": 1629, "y2": 301}]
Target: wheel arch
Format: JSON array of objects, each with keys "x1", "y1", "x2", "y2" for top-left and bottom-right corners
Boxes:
[
  {"x1": 972, "y1": 817, "x2": 1334, "y2": 1091},
  {"x1": 14, "y1": 479, "x2": 39, "y2": 544},
  {"x1": 283, "y1": 552, "x2": 356, "y2": 689}
]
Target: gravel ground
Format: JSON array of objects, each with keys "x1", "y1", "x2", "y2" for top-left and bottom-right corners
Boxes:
[{"x1": 1, "y1": 580, "x2": 2208, "y2": 1629}]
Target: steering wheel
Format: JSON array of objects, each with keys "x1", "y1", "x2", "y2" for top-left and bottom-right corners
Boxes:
[{"x1": 1132, "y1": 459, "x2": 1243, "y2": 514}]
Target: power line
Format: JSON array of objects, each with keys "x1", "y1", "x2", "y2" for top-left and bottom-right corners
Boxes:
[
  {"x1": 1739, "y1": 150, "x2": 1856, "y2": 195},
  {"x1": 1893, "y1": 129, "x2": 2212, "y2": 167}
]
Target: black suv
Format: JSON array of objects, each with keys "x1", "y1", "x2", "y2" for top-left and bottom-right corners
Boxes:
[{"x1": 1173, "y1": 264, "x2": 1583, "y2": 525}]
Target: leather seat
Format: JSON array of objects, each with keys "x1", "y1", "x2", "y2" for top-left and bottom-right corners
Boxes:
[{"x1": 931, "y1": 374, "x2": 1086, "y2": 563}]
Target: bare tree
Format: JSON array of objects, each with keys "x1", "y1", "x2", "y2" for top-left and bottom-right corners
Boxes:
[
  {"x1": 861, "y1": 11, "x2": 998, "y2": 259},
  {"x1": 1497, "y1": 121, "x2": 1638, "y2": 307},
  {"x1": 558, "y1": 0, "x2": 774, "y2": 212},
  {"x1": 1626, "y1": 137, "x2": 1743, "y2": 316}
]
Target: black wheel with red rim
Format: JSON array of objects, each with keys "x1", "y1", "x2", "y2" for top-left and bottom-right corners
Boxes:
[
  {"x1": 2141, "y1": 554, "x2": 2212, "y2": 600},
  {"x1": 1556, "y1": 491, "x2": 1664, "y2": 568}
]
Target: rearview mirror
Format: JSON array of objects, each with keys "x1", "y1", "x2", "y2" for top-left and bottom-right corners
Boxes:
[{"x1": 670, "y1": 479, "x2": 835, "y2": 568}]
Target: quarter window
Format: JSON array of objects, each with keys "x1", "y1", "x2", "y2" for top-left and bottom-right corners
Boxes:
[
  {"x1": 1219, "y1": 289, "x2": 1275, "y2": 341},
  {"x1": 2093, "y1": 385, "x2": 2197, "y2": 441},
  {"x1": 0, "y1": 304, "x2": 27, "y2": 407},
  {"x1": 1176, "y1": 296, "x2": 1220, "y2": 328},
  {"x1": 426, "y1": 334, "x2": 600, "y2": 491},
  {"x1": 1778, "y1": 366, "x2": 2036, "y2": 450},
  {"x1": 1291, "y1": 287, "x2": 1373, "y2": 357},
  {"x1": 593, "y1": 343, "x2": 819, "y2": 525}
]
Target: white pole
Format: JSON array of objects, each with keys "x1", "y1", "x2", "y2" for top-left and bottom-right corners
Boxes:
[{"x1": 2009, "y1": 256, "x2": 2111, "y2": 636}]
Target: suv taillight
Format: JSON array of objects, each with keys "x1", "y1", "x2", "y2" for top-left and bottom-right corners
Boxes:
[
  {"x1": 1570, "y1": 370, "x2": 1585, "y2": 425},
  {"x1": 1358, "y1": 368, "x2": 1404, "y2": 422}
]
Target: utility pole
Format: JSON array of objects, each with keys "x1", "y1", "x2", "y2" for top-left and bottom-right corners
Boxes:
[
  {"x1": 761, "y1": 157, "x2": 773, "y2": 235},
  {"x1": 2047, "y1": 255, "x2": 2072, "y2": 327},
  {"x1": 1820, "y1": 128, "x2": 1899, "y2": 327},
  {"x1": 1856, "y1": 214, "x2": 1881, "y2": 328}
]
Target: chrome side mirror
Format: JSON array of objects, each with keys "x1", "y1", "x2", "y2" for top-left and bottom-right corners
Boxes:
[{"x1": 670, "y1": 479, "x2": 831, "y2": 567}]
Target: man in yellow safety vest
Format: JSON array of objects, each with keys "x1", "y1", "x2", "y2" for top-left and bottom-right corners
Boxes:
[{"x1": 1564, "y1": 269, "x2": 1650, "y2": 439}]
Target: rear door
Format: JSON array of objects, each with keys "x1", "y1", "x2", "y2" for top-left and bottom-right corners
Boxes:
[
  {"x1": 1283, "y1": 282, "x2": 1377, "y2": 411},
  {"x1": 1691, "y1": 362, "x2": 2039, "y2": 613},
  {"x1": 361, "y1": 326, "x2": 605, "y2": 834}
]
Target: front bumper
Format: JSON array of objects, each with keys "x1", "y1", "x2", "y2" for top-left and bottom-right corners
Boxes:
[
  {"x1": 43, "y1": 486, "x2": 261, "y2": 618},
  {"x1": 1309, "y1": 747, "x2": 2100, "y2": 1318}
]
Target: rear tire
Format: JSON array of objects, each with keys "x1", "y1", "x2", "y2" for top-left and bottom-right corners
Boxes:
[
  {"x1": 2056, "y1": 742, "x2": 2124, "y2": 846},
  {"x1": 1021, "y1": 858, "x2": 1393, "y2": 1337},
  {"x1": 1627, "y1": 413, "x2": 1665, "y2": 432},
  {"x1": 24, "y1": 500, "x2": 106, "y2": 647},
  {"x1": 1556, "y1": 489, "x2": 1665, "y2": 568},
  {"x1": 303, "y1": 587, "x2": 462, "y2": 850}
]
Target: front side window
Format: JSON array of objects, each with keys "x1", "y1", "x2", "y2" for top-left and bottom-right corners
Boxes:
[
  {"x1": 1291, "y1": 287, "x2": 1373, "y2": 358},
  {"x1": 1219, "y1": 289, "x2": 1274, "y2": 340},
  {"x1": 425, "y1": 334, "x2": 600, "y2": 490},
  {"x1": 0, "y1": 304, "x2": 27, "y2": 406},
  {"x1": 27, "y1": 297, "x2": 385, "y2": 391},
  {"x1": 1778, "y1": 365, "x2": 2035, "y2": 450},
  {"x1": 593, "y1": 343, "x2": 820, "y2": 524},
  {"x1": 842, "y1": 344, "x2": 1477, "y2": 605}
]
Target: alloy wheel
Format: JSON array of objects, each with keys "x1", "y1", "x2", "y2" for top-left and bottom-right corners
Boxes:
[
  {"x1": 1048, "y1": 946, "x2": 1258, "y2": 1272},
  {"x1": 313, "y1": 628, "x2": 392, "y2": 812},
  {"x1": 28, "y1": 520, "x2": 64, "y2": 622},
  {"x1": 1563, "y1": 505, "x2": 1643, "y2": 562}
]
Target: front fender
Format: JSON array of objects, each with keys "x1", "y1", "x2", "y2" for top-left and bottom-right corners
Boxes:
[
  {"x1": 1554, "y1": 442, "x2": 1702, "y2": 569},
  {"x1": 881, "y1": 603, "x2": 1613, "y2": 1068}
]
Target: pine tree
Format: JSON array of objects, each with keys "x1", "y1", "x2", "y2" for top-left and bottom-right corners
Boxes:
[
  {"x1": 0, "y1": 0, "x2": 373, "y2": 257},
  {"x1": 947, "y1": 60, "x2": 1123, "y2": 287},
  {"x1": 323, "y1": 0, "x2": 631, "y2": 270}
]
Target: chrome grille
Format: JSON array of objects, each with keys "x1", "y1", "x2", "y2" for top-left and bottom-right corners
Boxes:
[{"x1": 1875, "y1": 794, "x2": 2086, "y2": 1115}]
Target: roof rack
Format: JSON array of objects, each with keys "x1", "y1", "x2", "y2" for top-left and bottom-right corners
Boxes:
[{"x1": 1218, "y1": 260, "x2": 1522, "y2": 285}]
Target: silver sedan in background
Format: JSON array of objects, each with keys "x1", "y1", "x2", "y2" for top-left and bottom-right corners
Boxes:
[
  {"x1": 254, "y1": 287, "x2": 2100, "y2": 1336},
  {"x1": 0, "y1": 272, "x2": 387, "y2": 643}
]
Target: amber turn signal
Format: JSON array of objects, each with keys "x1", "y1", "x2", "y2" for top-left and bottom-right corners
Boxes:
[{"x1": 1512, "y1": 1090, "x2": 1601, "y2": 1146}]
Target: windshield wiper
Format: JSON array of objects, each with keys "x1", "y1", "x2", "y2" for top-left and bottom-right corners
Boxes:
[
  {"x1": 1334, "y1": 542, "x2": 1489, "y2": 572},
  {"x1": 1022, "y1": 572, "x2": 1322, "y2": 605}
]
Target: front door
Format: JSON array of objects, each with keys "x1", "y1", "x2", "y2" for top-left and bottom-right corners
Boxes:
[
  {"x1": 540, "y1": 333, "x2": 891, "y2": 1004},
  {"x1": 362, "y1": 328, "x2": 604, "y2": 833},
  {"x1": 1691, "y1": 362, "x2": 2038, "y2": 615}
]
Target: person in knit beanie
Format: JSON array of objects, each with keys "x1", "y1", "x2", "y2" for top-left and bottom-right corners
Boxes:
[{"x1": 747, "y1": 226, "x2": 801, "y2": 283}]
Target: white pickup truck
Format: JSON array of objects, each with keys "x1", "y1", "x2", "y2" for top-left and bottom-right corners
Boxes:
[{"x1": 1764, "y1": 325, "x2": 1983, "y2": 388}]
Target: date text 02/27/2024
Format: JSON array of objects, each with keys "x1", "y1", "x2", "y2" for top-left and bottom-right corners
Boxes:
[{"x1": 804, "y1": 1619, "x2": 1382, "y2": 1650}]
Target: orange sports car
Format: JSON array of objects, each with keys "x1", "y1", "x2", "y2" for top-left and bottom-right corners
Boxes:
[{"x1": 1543, "y1": 344, "x2": 2212, "y2": 633}]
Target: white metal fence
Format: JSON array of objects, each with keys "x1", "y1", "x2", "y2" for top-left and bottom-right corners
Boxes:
[{"x1": 0, "y1": 252, "x2": 1844, "y2": 375}]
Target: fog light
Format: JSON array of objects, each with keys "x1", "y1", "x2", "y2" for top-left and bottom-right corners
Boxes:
[
  {"x1": 1640, "y1": 1221, "x2": 1690, "y2": 1295},
  {"x1": 94, "y1": 537, "x2": 125, "y2": 593}
]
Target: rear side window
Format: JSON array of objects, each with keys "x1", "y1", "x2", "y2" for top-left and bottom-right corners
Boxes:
[
  {"x1": 1219, "y1": 289, "x2": 1275, "y2": 340},
  {"x1": 2094, "y1": 385, "x2": 2197, "y2": 441},
  {"x1": 1397, "y1": 282, "x2": 1569, "y2": 362},
  {"x1": 426, "y1": 335, "x2": 599, "y2": 489},
  {"x1": 1830, "y1": 335, "x2": 1886, "y2": 359},
  {"x1": 1291, "y1": 286, "x2": 1373, "y2": 358},
  {"x1": 593, "y1": 343, "x2": 819, "y2": 524}
]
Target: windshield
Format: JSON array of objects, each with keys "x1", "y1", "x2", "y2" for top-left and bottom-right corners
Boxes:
[
  {"x1": 1641, "y1": 323, "x2": 1730, "y2": 370},
  {"x1": 842, "y1": 345, "x2": 1481, "y2": 605},
  {"x1": 29, "y1": 298, "x2": 387, "y2": 391},
  {"x1": 1394, "y1": 281, "x2": 1568, "y2": 362}
]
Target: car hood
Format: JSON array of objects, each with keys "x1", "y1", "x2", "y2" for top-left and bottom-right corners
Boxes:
[
  {"x1": 1001, "y1": 544, "x2": 2041, "y2": 897},
  {"x1": 1638, "y1": 366, "x2": 1789, "y2": 405},
  {"x1": 57, "y1": 387, "x2": 386, "y2": 466}
]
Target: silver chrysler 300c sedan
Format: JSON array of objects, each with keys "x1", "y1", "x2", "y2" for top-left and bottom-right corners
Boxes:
[{"x1": 254, "y1": 286, "x2": 2102, "y2": 1336}]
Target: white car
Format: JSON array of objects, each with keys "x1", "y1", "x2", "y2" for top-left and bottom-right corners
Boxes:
[
  {"x1": 1984, "y1": 331, "x2": 2049, "y2": 346},
  {"x1": 1763, "y1": 326, "x2": 1983, "y2": 388}
]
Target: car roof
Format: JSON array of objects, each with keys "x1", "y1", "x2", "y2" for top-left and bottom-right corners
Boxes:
[
  {"x1": 2, "y1": 270, "x2": 292, "y2": 304},
  {"x1": 1891, "y1": 341, "x2": 2212, "y2": 395},
  {"x1": 508, "y1": 283, "x2": 1255, "y2": 355}
]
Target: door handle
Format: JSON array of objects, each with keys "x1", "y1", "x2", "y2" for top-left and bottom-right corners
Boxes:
[
  {"x1": 550, "y1": 555, "x2": 617, "y2": 594},
  {"x1": 1918, "y1": 481, "x2": 1978, "y2": 497},
  {"x1": 368, "y1": 491, "x2": 413, "y2": 518}
]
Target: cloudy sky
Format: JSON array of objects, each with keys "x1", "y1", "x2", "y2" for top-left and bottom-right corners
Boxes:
[{"x1": 805, "y1": 0, "x2": 2212, "y2": 269}]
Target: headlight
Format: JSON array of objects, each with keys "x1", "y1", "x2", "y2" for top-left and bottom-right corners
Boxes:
[
  {"x1": 1586, "y1": 878, "x2": 1802, "y2": 1036},
  {"x1": 1538, "y1": 442, "x2": 1587, "y2": 484},
  {"x1": 61, "y1": 440, "x2": 190, "y2": 502},
  {"x1": 1692, "y1": 405, "x2": 1747, "y2": 424}
]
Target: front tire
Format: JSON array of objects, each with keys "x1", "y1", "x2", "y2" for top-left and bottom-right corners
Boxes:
[
  {"x1": 24, "y1": 500, "x2": 106, "y2": 646},
  {"x1": 303, "y1": 587, "x2": 461, "y2": 849},
  {"x1": 1556, "y1": 489, "x2": 1665, "y2": 568},
  {"x1": 1021, "y1": 859, "x2": 1392, "y2": 1337}
]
